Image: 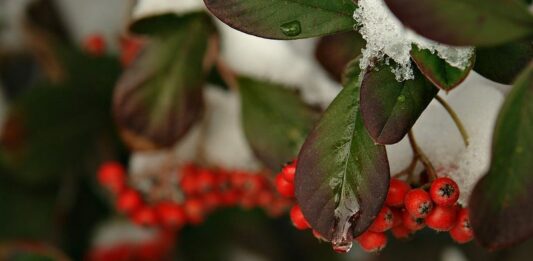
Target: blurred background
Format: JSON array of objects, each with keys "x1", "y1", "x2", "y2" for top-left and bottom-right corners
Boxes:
[{"x1": 0, "y1": 0, "x2": 532, "y2": 260}]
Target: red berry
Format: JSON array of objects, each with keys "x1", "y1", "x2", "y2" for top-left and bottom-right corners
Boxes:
[
  {"x1": 256, "y1": 189, "x2": 274, "y2": 207},
  {"x1": 184, "y1": 198, "x2": 205, "y2": 225},
  {"x1": 450, "y1": 208, "x2": 473, "y2": 243},
  {"x1": 84, "y1": 34, "x2": 106, "y2": 56},
  {"x1": 402, "y1": 209, "x2": 425, "y2": 231},
  {"x1": 97, "y1": 162, "x2": 126, "y2": 193},
  {"x1": 202, "y1": 192, "x2": 223, "y2": 212},
  {"x1": 391, "y1": 208, "x2": 403, "y2": 227},
  {"x1": 220, "y1": 189, "x2": 241, "y2": 206},
  {"x1": 356, "y1": 231, "x2": 387, "y2": 253},
  {"x1": 386, "y1": 178, "x2": 410, "y2": 207},
  {"x1": 116, "y1": 189, "x2": 143, "y2": 214},
  {"x1": 369, "y1": 206, "x2": 394, "y2": 232},
  {"x1": 196, "y1": 169, "x2": 216, "y2": 192},
  {"x1": 281, "y1": 161, "x2": 297, "y2": 183},
  {"x1": 290, "y1": 204, "x2": 310, "y2": 230},
  {"x1": 426, "y1": 205, "x2": 458, "y2": 231},
  {"x1": 391, "y1": 225, "x2": 412, "y2": 239},
  {"x1": 155, "y1": 202, "x2": 186, "y2": 229},
  {"x1": 132, "y1": 207, "x2": 158, "y2": 226},
  {"x1": 430, "y1": 177, "x2": 460, "y2": 207},
  {"x1": 405, "y1": 189, "x2": 433, "y2": 218},
  {"x1": 275, "y1": 173, "x2": 294, "y2": 198},
  {"x1": 180, "y1": 173, "x2": 198, "y2": 196},
  {"x1": 242, "y1": 175, "x2": 265, "y2": 194},
  {"x1": 120, "y1": 37, "x2": 144, "y2": 67}
]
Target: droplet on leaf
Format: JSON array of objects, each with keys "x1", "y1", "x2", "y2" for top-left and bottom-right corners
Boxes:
[{"x1": 280, "y1": 21, "x2": 302, "y2": 37}]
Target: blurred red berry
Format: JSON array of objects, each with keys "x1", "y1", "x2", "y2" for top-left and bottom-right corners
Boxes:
[
  {"x1": 290, "y1": 204, "x2": 310, "y2": 230},
  {"x1": 180, "y1": 173, "x2": 198, "y2": 196},
  {"x1": 202, "y1": 192, "x2": 223, "y2": 212},
  {"x1": 450, "y1": 208, "x2": 473, "y2": 243},
  {"x1": 426, "y1": 205, "x2": 458, "y2": 231},
  {"x1": 132, "y1": 207, "x2": 158, "y2": 227},
  {"x1": 386, "y1": 178, "x2": 410, "y2": 207},
  {"x1": 116, "y1": 189, "x2": 143, "y2": 214},
  {"x1": 281, "y1": 160, "x2": 297, "y2": 183},
  {"x1": 97, "y1": 162, "x2": 126, "y2": 194},
  {"x1": 120, "y1": 37, "x2": 144, "y2": 67},
  {"x1": 391, "y1": 225, "x2": 412, "y2": 240},
  {"x1": 155, "y1": 202, "x2": 186, "y2": 229},
  {"x1": 84, "y1": 34, "x2": 106, "y2": 56},
  {"x1": 196, "y1": 169, "x2": 216, "y2": 192},
  {"x1": 184, "y1": 198, "x2": 205, "y2": 225},
  {"x1": 405, "y1": 189, "x2": 433, "y2": 218},
  {"x1": 275, "y1": 174, "x2": 294, "y2": 198},
  {"x1": 356, "y1": 231, "x2": 387, "y2": 253},
  {"x1": 430, "y1": 177, "x2": 460, "y2": 207},
  {"x1": 369, "y1": 206, "x2": 394, "y2": 232},
  {"x1": 402, "y1": 209, "x2": 425, "y2": 231},
  {"x1": 256, "y1": 189, "x2": 274, "y2": 207}
]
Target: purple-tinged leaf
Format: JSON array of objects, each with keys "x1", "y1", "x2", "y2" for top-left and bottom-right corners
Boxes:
[
  {"x1": 295, "y1": 59, "x2": 390, "y2": 248},
  {"x1": 315, "y1": 31, "x2": 366, "y2": 82},
  {"x1": 474, "y1": 41, "x2": 533, "y2": 84},
  {"x1": 204, "y1": 0, "x2": 357, "y2": 39},
  {"x1": 469, "y1": 62, "x2": 533, "y2": 249},
  {"x1": 360, "y1": 61, "x2": 438, "y2": 144},
  {"x1": 410, "y1": 45, "x2": 474, "y2": 91},
  {"x1": 113, "y1": 13, "x2": 217, "y2": 151},
  {"x1": 384, "y1": 0, "x2": 533, "y2": 46}
]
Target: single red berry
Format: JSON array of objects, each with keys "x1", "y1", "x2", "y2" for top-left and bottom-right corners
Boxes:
[
  {"x1": 430, "y1": 177, "x2": 460, "y2": 207},
  {"x1": 356, "y1": 231, "x2": 387, "y2": 253},
  {"x1": 369, "y1": 206, "x2": 394, "y2": 232},
  {"x1": 386, "y1": 178, "x2": 410, "y2": 207},
  {"x1": 450, "y1": 208, "x2": 473, "y2": 243},
  {"x1": 391, "y1": 225, "x2": 412, "y2": 239},
  {"x1": 256, "y1": 189, "x2": 274, "y2": 207},
  {"x1": 426, "y1": 205, "x2": 458, "y2": 231},
  {"x1": 180, "y1": 173, "x2": 198, "y2": 196},
  {"x1": 84, "y1": 34, "x2": 106, "y2": 56},
  {"x1": 230, "y1": 171, "x2": 249, "y2": 188},
  {"x1": 290, "y1": 204, "x2": 310, "y2": 230},
  {"x1": 196, "y1": 169, "x2": 216, "y2": 192},
  {"x1": 242, "y1": 175, "x2": 265, "y2": 194},
  {"x1": 97, "y1": 162, "x2": 126, "y2": 194},
  {"x1": 275, "y1": 173, "x2": 295, "y2": 198},
  {"x1": 405, "y1": 189, "x2": 433, "y2": 218},
  {"x1": 132, "y1": 207, "x2": 158, "y2": 226},
  {"x1": 391, "y1": 208, "x2": 403, "y2": 227},
  {"x1": 281, "y1": 160, "x2": 297, "y2": 183},
  {"x1": 220, "y1": 189, "x2": 241, "y2": 206},
  {"x1": 155, "y1": 202, "x2": 186, "y2": 229},
  {"x1": 402, "y1": 209, "x2": 425, "y2": 231},
  {"x1": 184, "y1": 198, "x2": 205, "y2": 225},
  {"x1": 120, "y1": 37, "x2": 144, "y2": 67},
  {"x1": 116, "y1": 189, "x2": 143, "y2": 214},
  {"x1": 202, "y1": 192, "x2": 223, "y2": 212}
]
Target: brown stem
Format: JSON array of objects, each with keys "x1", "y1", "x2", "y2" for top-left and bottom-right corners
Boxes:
[
  {"x1": 435, "y1": 95, "x2": 470, "y2": 147},
  {"x1": 216, "y1": 59, "x2": 239, "y2": 91},
  {"x1": 408, "y1": 130, "x2": 437, "y2": 181}
]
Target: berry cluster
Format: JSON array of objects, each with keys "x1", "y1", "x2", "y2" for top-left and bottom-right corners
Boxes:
[
  {"x1": 357, "y1": 177, "x2": 473, "y2": 252},
  {"x1": 98, "y1": 162, "x2": 292, "y2": 230},
  {"x1": 274, "y1": 162, "x2": 474, "y2": 253},
  {"x1": 82, "y1": 34, "x2": 144, "y2": 67}
]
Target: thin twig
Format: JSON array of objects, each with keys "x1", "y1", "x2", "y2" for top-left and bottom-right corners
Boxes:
[
  {"x1": 408, "y1": 130, "x2": 437, "y2": 181},
  {"x1": 435, "y1": 95, "x2": 470, "y2": 147}
]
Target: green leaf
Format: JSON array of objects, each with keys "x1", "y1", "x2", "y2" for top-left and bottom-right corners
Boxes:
[
  {"x1": 474, "y1": 41, "x2": 533, "y2": 84},
  {"x1": 469, "y1": 62, "x2": 533, "y2": 249},
  {"x1": 384, "y1": 0, "x2": 533, "y2": 46},
  {"x1": 204, "y1": 0, "x2": 357, "y2": 39},
  {"x1": 360, "y1": 61, "x2": 438, "y2": 144},
  {"x1": 114, "y1": 13, "x2": 217, "y2": 150},
  {"x1": 239, "y1": 77, "x2": 319, "y2": 171},
  {"x1": 129, "y1": 13, "x2": 186, "y2": 36},
  {"x1": 410, "y1": 45, "x2": 474, "y2": 91},
  {"x1": 0, "y1": 52, "x2": 122, "y2": 186},
  {"x1": 316, "y1": 31, "x2": 366, "y2": 82},
  {"x1": 295, "y1": 59, "x2": 390, "y2": 245}
]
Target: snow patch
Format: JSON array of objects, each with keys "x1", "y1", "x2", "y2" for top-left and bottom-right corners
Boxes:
[{"x1": 353, "y1": 0, "x2": 474, "y2": 81}]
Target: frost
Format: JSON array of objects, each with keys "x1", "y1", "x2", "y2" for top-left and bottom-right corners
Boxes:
[{"x1": 354, "y1": 0, "x2": 474, "y2": 81}]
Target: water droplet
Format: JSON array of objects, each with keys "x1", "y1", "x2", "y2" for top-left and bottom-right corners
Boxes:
[
  {"x1": 280, "y1": 21, "x2": 302, "y2": 37},
  {"x1": 397, "y1": 95, "x2": 406, "y2": 102},
  {"x1": 332, "y1": 241, "x2": 353, "y2": 253}
]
